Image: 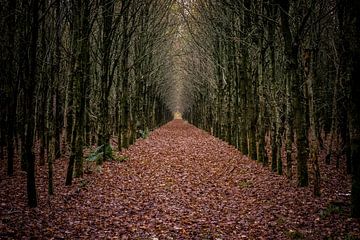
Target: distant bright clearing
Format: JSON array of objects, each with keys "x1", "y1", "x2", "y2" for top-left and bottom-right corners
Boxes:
[{"x1": 173, "y1": 111, "x2": 182, "y2": 119}]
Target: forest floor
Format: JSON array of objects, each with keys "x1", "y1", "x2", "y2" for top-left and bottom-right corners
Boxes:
[{"x1": 1, "y1": 120, "x2": 360, "y2": 239}]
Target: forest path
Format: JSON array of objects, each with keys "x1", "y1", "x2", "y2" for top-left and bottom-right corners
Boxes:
[{"x1": 1, "y1": 120, "x2": 358, "y2": 239}]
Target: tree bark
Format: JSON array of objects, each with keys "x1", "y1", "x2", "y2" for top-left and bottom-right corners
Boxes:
[
  {"x1": 66, "y1": 0, "x2": 90, "y2": 184},
  {"x1": 24, "y1": 0, "x2": 40, "y2": 207},
  {"x1": 344, "y1": 0, "x2": 360, "y2": 218},
  {"x1": 5, "y1": 0, "x2": 17, "y2": 176},
  {"x1": 279, "y1": 0, "x2": 309, "y2": 186},
  {"x1": 98, "y1": 0, "x2": 115, "y2": 164}
]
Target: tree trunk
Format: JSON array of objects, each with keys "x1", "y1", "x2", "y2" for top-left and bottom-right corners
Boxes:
[
  {"x1": 98, "y1": 0, "x2": 115, "y2": 164},
  {"x1": 257, "y1": 46, "x2": 267, "y2": 165},
  {"x1": 343, "y1": 0, "x2": 360, "y2": 218},
  {"x1": 48, "y1": 92, "x2": 55, "y2": 195},
  {"x1": 24, "y1": 0, "x2": 40, "y2": 207},
  {"x1": 54, "y1": 0, "x2": 63, "y2": 159},
  {"x1": 305, "y1": 48, "x2": 321, "y2": 196},
  {"x1": 5, "y1": 0, "x2": 17, "y2": 176},
  {"x1": 120, "y1": 1, "x2": 131, "y2": 150},
  {"x1": 279, "y1": 0, "x2": 308, "y2": 186},
  {"x1": 66, "y1": 0, "x2": 90, "y2": 184}
]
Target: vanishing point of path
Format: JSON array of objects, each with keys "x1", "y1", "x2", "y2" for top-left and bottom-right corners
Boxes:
[{"x1": 1, "y1": 120, "x2": 359, "y2": 239}]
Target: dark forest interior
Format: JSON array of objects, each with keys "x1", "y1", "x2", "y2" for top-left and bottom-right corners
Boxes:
[{"x1": 1, "y1": 0, "x2": 360, "y2": 239}]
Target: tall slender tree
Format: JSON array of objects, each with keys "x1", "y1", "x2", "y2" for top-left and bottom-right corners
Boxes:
[
  {"x1": 66, "y1": 0, "x2": 91, "y2": 184},
  {"x1": 23, "y1": 0, "x2": 40, "y2": 207}
]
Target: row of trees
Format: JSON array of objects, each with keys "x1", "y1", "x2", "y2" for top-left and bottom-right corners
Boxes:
[
  {"x1": 180, "y1": 0, "x2": 360, "y2": 217},
  {"x1": 0, "y1": 0, "x2": 176, "y2": 207}
]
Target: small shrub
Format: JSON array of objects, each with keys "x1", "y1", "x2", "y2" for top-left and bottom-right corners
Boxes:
[
  {"x1": 86, "y1": 144, "x2": 113, "y2": 163},
  {"x1": 114, "y1": 155, "x2": 129, "y2": 162},
  {"x1": 238, "y1": 179, "x2": 253, "y2": 188},
  {"x1": 138, "y1": 129, "x2": 149, "y2": 139},
  {"x1": 79, "y1": 179, "x2": 89, "y2": 188},
  {"x1": 287, "y1": 229, "x2": 304, "y2": 240},
  {"x1": 344, "y1": 233, "x2": 359, "y2": 240},
  {"x1": 276, "y1": 217, "x2": 285, "y2": 225},
  {"x1": 319, "y1": 202, "x2": 344, "y2": 219},
  {"x1": 84, "y1": 161, "x2": 96, "y2": 174}
]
